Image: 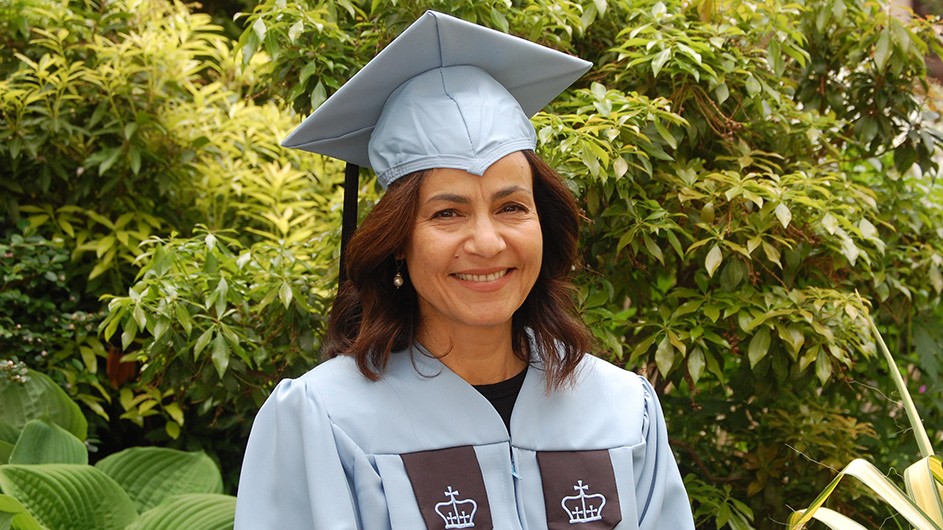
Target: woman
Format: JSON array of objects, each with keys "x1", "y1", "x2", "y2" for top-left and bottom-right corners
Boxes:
[{"x1": 235, "y1": 10, "x2": 695, "y2": 530}]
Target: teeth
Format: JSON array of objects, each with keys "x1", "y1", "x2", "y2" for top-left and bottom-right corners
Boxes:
[{"x1": 455, "y1": 270, "x2": 508, "y2": 282}]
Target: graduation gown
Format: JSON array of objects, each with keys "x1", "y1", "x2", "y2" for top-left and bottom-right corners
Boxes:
[{"x1": 234, "y1": 347, "x2": 695, "y2": 530}]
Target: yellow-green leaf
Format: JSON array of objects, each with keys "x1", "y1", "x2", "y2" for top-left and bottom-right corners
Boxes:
[
  {"x1": 655, "y1": 335, "x2": 675, "y2": 374},
  {"x1": 705, "y1": 244, "x2": 723, "y2": 277}
]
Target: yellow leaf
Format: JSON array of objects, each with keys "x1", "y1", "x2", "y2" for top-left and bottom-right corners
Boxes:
[
  {"x1": 789, "y1": 459, "x2": 942, "y2": 530},
  {"x1": 905, "y1": 456, "x2": 943, "y2": 526}
]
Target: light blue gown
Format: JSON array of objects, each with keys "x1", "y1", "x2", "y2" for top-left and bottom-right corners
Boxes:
[{"x1": 234, "y1": 347, "x2": 696, "y2": 529}]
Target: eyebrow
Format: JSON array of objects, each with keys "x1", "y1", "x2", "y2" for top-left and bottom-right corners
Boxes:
[{"x1": 425, "y1": 185, "x2": 531, "y2": 205}]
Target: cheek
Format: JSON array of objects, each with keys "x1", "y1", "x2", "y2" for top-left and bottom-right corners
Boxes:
[{"x1": 404, "y1": 229, "x2": 450, "y2": 281}]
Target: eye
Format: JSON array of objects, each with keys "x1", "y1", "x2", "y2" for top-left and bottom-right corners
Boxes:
[
  {"x1": 431, "y1": 208, "x2": 459, "y2": 219},
  {"x1": 499, "y1": 203, "x2": 529, "y2": 214}
]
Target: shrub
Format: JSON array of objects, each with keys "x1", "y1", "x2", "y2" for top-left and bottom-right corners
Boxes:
[
  {"x1": 98, "y1": 228, "x2": 332, "y2": 457},
  {"x1": 1, "y1": 0, "x2": 346, "y2": 488}
]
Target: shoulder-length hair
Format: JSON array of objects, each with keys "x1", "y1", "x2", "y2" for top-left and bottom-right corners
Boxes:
[{"x1": 323, "y1": 150, "x2": 592, "y2": 390}]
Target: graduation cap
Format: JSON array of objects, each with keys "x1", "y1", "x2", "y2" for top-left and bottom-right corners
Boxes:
[{"x1": 281, "y1": 10, "x2": 592, "y2": 278}]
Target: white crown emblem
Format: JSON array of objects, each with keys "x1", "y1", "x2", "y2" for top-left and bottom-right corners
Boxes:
[
  {"x1": 434, "y1": 486, "x2": 477, "y2": 529},
  {"x1": 561, "y1": 480, "x2": 606, "y2": 524}
]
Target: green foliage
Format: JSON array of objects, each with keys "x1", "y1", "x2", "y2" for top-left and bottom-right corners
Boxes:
[
  {"x1": 4, "y1": 0, "x2": 943, "y2": 528},
  {"x1": 9, "y1": 420, "x2": 89, "y2": 465},
  {"x1": 0, "y1": 464, "x2": 140, "y2": 530},
  {"x1": 96, "y1": 448, "x2": 224, "y2": 513},
  {"x1": 235, "y1": 0, "x2": 943, "y2": 526},
  {"x1": 685, "y1": 475, "x2": 755, "y2": 530},
  {"x1": 0, "y1": 369, "x2": 87, "y2": 441},
  {"x1": 125, "y1": 494, "x2": 236, "y2": 530},
  {"x1": 0, "y1": 374, "x2": 235, "y2": 530},
  {"x1": 0, "y1": 231, "x2": 111, "y2": 420},
  {"x1": 97, "y1": 228, "x2": 331, "y2": 443},
  {"x1": 1, "y1": 0, "x2": 346, "y2": 491},
  {"x1": 0, "y1": 0, "x2": 338, "y2": 284}
]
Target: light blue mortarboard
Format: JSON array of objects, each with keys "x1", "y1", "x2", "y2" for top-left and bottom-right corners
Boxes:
[{"x1": 281, "y1": 10, "x2": 592, "y2": 188}]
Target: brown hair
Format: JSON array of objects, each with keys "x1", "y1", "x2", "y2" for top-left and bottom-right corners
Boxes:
[{"x1": 322, "y1": 150, "x2": 592, "y2": 390}]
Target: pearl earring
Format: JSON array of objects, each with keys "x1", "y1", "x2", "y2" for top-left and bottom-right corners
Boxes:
[{"x1": 393, "y1": 261, "x2": 405, "y2": 289}]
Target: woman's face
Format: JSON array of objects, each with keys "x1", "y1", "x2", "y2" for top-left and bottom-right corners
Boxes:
[{"x1": 404, "y1": 151, "x2": 543, "y2": 336}]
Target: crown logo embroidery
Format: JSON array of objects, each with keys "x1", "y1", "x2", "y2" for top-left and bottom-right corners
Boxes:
[
  {"x1": 434, "y1": 486, "x2": 477, "y2": 529},
  {"x1": 561, "y1": 480, "x2": 607, "y2": 524}
]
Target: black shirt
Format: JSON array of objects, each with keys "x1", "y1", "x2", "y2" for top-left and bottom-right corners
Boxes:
[{"x1": 473, "y1": 367, "x2": 528, "y2": 433}]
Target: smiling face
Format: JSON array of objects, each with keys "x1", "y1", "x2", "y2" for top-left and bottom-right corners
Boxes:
[{"x1": 404, "y1": 151, "x2": 543, "y2": 339}]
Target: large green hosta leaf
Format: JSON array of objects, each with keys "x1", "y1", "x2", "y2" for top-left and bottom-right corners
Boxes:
[
  {"x1": 0, "y1": 371, "x2": 86, "y2": 441},
  {"x1": 95, "y1": 448, "x2": 223, "y2": 513},
  {"x1": 0, "y1": 464, "x2": 137, "y2": 530},
  {"x1": 127, "y1": 494, "x2": 235, "y2": 530},
  {"x1": 0, "y1": 427, "x2": 14, "y2": 466},
  {"x1": 0, "y1": 493, "x2": 45, "y2": 530},
  {"x1": 8, "y1": 421, "x2": 87, "y2": 465}
]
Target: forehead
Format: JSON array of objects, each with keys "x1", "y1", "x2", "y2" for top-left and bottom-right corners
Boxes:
[{"x1": 418, "y1": 152, "x2": 534, "y2": 199}]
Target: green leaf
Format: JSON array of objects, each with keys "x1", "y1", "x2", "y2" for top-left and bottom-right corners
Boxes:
[
  {"x1": 703, "y1": 304, "x2": 721, "y2": 323},
  {"x1": 132, "y1": 304, "x2": 148, "y2": 329},
  {"x1": 163, "y1": 403, "x2": 184, "y2": 427},
  {"x1": 9, "y1": 420, "x2": 87, "y2": 465},
  {"x1": 767, "y1": 38, "x2": 784, "y2": 77},
  {"x1": 747, "y1": 328, "x2": 771, "y2": 368},
  {"x1": 744, "y1": 75, "x2": 761, "y2": 97},
  {"x1": 0, "y1": 370, "x2": 87, "y2": 441},
  {"x1": 705, "y1": 244, "x2": 723, "y2": 277},
  {"x1": 193, "y1": 328, "x2": 214, "y2": 360},
  {"x1": 874, "y1": 31, "x2": 891, "y2": 72},
  {"x1": 0, "y1": 493, "x2": 44, "y2": 530},
  {"x1": 213, "y1": 277, "x2": 228, "y2": 317},
  {"x1": 130, "y1": 146, "x2": 141, "y2": 175},
  {"x1": 96, "y1": 448, "x2": 223, "y2": 513},
  {"x1": 278, "y1": 281, "x2": 293, "y2": 309},
  {"x1": 821, "y1": 213, "x2": 838, "y2": 234},
  {"x1": 714, "y1": 82, "x2": 729, "y2": 104},
  {"x1": 652, "y1": 48, "x2": 671, "y2": 77},
  {"x1": 175, "y1": 304, "x2": 193, "y2": 335},
  {"x1": 0, "y1": 442, "x2": 13, "y2": 467},
  {"x1": 774, "y1": 203, "x2": 792, "y2": 229},
  {"x1": 651, "y1": 1, "x2": 667, "y2": 18},
  {"x1": 211, "y1": 334, "x2": 230, "y2": 378},
  {"x1": 815, "y1": 349, "x2": 832, "y2": 384},
  {"x1": 688, "y1": 348, "x2": 706, "y2": 383},
  {"x1": 630, "y1": 334, "x2": 657, "y2": 362},
  {"x1": 654, "y1": 120, "x2": 677, "y2": 150},
  {"x1": 593, "y1": 0, "x2": 607, "y2": 15},
  {"x1": 0, "y1": 464, "x2": 137, "y2": 530},
  {"x1": 165, "y1": 422, "x2": 181, "y2": 440},
  {"x1": 858, "y1": 218, "x2": 878, "y2": 239},
  {"x1": 251, "y1": 17, "x2": 266, "y2": 41},
  {"x1": 840, "y1": 236, "x2": 860, "y2": 266},
  {"x1": 127, "y1": 493, "x2": 235, "y2": 530},
  {"x1": 762, "y1": 241, "x2": 782, "y2": 268},
  {"x1": 310, "y1": 81, "x2": 327, "y2": 111},
  {"x1": 642, "y1": 235, "x2": 665, "y2": 264},
  {"x1": 97, "y1": 148, "x2": 122, "y2": 176},
  {"x1": 655, "y1": 335, "x2": 675, "y2": 374},
  {"x1": 490, "y1": 7, "x2": 509, "y2": 33},
  {"x1": 287, "y1": 21, "x2": 303, "y2": 43}
]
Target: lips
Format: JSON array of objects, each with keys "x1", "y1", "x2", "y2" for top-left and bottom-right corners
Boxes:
[{"x1": 453, "y1": 269, "x2": 510, "y2": 282}]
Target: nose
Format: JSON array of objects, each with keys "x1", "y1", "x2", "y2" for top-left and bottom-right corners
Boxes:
[{"x1": 463, "y1": 215, "x2": 507, "y2": 257}]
